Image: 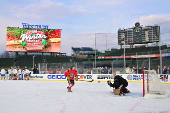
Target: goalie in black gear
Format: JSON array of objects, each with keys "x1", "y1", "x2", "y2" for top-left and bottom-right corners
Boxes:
[{"x1": 107, "y1": 73, "x2": 130, "y2": 95}]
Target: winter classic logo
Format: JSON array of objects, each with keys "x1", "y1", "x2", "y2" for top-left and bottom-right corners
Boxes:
[{"x1": 21, "y1": 30, "x2": 47, "y2": 51}]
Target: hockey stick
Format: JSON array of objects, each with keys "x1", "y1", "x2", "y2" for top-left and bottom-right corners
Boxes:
[
  {"x1": 78, "y1": 79, "x2": 94, "y2": 82},
  {"x1": 68, "y1": 79, "x2": 71, "y2": 85}
]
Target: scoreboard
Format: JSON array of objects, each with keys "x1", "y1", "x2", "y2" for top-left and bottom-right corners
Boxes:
[{"x1": 118, "y1": 22, "x2": 160, "y2": 45}]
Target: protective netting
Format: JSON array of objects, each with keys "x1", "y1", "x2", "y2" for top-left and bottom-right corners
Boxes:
[{"x1": 143, "y1": 70, "x2": 168, "y2": 99}]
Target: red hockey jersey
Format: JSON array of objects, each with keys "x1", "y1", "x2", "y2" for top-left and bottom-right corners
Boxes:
[{"x1": 64, "y1": 69, "x2": 78, "y2": 80}]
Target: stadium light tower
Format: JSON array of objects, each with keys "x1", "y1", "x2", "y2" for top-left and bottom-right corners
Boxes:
[
  {"x1": 95, "y1": 32, "x2": 113, "y2": 71},
  {"x1": 33, "y1": 55, "x2": 35, "y2": 68},
  {"x1": 123, "y1": 29, "x2": 126, "y2": 72}
]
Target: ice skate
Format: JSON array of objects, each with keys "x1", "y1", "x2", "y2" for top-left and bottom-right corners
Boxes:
[{"x1": 68, "y1": 89, "x2": 72, "y2": 92}]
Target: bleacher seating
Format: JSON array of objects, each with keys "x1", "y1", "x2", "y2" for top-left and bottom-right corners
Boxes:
[
  {"x1": 0, "y1": 58, "x2": 14, "y2": 68},
  {"x1": 98, "y1": 49, "x2": 118, "y2": 56},
  {"x1": 72, "y1": 47, "x2": 82, "y2": 52},
  {"x1": 81, "y1": 47, "x2": 93, "y2": 51},
  {"x1": 100, "y1": 45, "x2": 167, "y2": 56},
  {"x1": 0, "y1": 45, "x2": 169, "y2": 70},
  {"x1": 15, "y1": 55, "x2": 43, "y2": 69},
  {"x1": 45, "y1": 56, "x2": 71, "y2": 63}
]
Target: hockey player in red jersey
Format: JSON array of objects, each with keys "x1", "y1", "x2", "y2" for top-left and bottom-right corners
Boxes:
[{"x1": 64, "y1": 66, "x2": 78, "y2": 92}]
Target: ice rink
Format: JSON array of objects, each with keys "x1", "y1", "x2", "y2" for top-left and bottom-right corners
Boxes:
[{"x1": 0, "y1": 80, "x2": 170, "y2": 113}]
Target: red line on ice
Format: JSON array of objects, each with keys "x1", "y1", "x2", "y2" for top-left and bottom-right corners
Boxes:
[{"x1": 127, "y1": 98, "x2": 143, "y2": 113}]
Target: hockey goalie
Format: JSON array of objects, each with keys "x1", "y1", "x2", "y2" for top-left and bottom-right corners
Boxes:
[{"x1": 107, "y1": 73, "x2": 130, "y2": 95}]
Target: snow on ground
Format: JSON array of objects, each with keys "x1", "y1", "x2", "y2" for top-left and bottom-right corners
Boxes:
[{"x1": 0, "y1": 80, "x2": 170, "y2": 113}]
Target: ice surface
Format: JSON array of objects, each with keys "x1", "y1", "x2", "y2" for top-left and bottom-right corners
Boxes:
[{"x1": 0, "y1": 81, "x2": 170, "y2": 113}]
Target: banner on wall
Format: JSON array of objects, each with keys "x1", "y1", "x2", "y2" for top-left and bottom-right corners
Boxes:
[
  {"x1": 6, "y1": 27, "x2": 61, "y2": 52},
  {"x1": 1, "y1": 74, "x2": 170, "y2": 84}
]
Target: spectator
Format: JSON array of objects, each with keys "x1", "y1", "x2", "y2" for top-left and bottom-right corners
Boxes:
[
  {"x1": 34, "y1": 64, "x2": 37, "y2": 69},
  {"x1": 101, "y1": 67, "x2": 104, "y2": 74},
  {"x1": 167, "y1": 67, "x2": 170, "y2": 74},
  {"x1": 8, "y1": 68, "x2": 12, "y2": 80},
  {"x1": 93, "y1": 68, "x2": 96, "y2": 74},
  {"x1": 143, "y1": 66, "x2": 147, "y2": 70},
  {"x1": 132, "y1": 66, "x2": 137, "y2": 74},
  {"x1": 79, "y1": 67, "x2": 83, "y2": 74},
  {"x1": 87, "y1": 70, "x2": 91, "y2": 74},
  {"x1": 104, "y1": 66, "x2": 108, "y2": 74},
  {"x1": 53, "y1": 68, "x2": 56, "y2": 74},
  {"x1": 109, "y1": 68, "x2": 112, "y2": 74},
  {"x1": 138, "y1": 67, "x2": 142, "y2": 74},
  {"x1": 162, "y1": 66, "x2": 167, "y2": 74},
  {"x1": 33, "y1": 67, "x2": 37, "y2": 74},
  {"x1": 156, "y1": 65, "x2": 161, "y2": 74},
  {"x1": 97, "y1": 67, "x2": 100, "y2": 74},
  {"x1": 61, "y1": 67, "x2": 65, "y2": 74},
  {"x1": 17, "y1": 66, "x2": 20, "y2": 70},
  {"x1": 1, "y1": 67, "x2": 6, "y2": 80},
  {"x1": 36, "y1": 68, "x2": 39, "y2": 74},
  {"x1": 125, "y1": 67, "x2": 131, "y2": 74}
]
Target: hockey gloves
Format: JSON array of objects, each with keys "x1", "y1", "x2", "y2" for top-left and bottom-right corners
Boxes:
[
  {"x1": 75, "y1": 76, "x2": 78, "y2": 81},
  {"x1": 107, "y1": 80, "x2": 111, "y2": 86},
  {"x1": 67, "y1": 76, "x2": 70, "y2": 80}
]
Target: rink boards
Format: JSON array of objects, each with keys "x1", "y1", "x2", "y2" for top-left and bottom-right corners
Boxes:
[{"x1": 1, "y1": 74, "x2": 169, "y2": 84}]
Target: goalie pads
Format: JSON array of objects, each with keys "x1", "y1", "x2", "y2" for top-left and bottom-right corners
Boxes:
[
  {"x1": 75, "y1": 77, "x2": 78, "y2": 81},
  {"x1": 119, "y1": 84, "x2": 123, "y2": 90},
  {"x1": 113, "y1": 89, "x2": 120, "y2": 95}
]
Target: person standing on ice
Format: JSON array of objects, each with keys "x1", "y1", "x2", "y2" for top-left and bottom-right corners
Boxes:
[
  {"x1": 1, "y1": 67, "x2": 6, "y2": 80},
  {"x1": 107, "y1": 73, "x2": 130, "y2": 95},
  {"x1": 64, "y1": 65, "x2": 78, "y2": 92}
]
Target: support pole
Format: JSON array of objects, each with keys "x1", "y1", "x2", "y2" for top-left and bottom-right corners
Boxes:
[{"x1": 143, "y1": 69, "x2": 145, "y2": 97}]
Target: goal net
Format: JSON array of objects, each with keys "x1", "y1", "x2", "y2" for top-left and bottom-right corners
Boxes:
[{"x1": 143, "y1": 70, "x2": 168, "y2": 99}]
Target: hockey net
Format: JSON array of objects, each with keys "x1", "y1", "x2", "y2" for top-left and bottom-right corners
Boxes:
[{"x1": 143, "y1": 70, "x2": 168, "y2": 99}]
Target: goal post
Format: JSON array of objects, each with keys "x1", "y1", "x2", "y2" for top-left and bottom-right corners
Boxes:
[{"x1": 143, "y1": 70, "x2": 168, "y2": 99}]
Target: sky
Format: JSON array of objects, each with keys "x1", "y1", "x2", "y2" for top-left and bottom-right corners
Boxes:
[{"x1": 1, "y1": 0, "x2": 170, "y2": 55}]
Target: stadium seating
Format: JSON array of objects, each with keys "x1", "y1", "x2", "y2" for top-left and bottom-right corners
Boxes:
[
  {"x1": 0, "y1": 45, "x2": 169, "y2": 71},
  {"x1": 81, "y1": 47, "x2": 93, "y2": 51},
  {"x1": 45, "y1": 56, "x2": 71, "y2": 63},
  {"x1": 15, "y1": 55, "x2": 44, "y2": 69},
  {"x1": 99, "y1": 45, "x2": 167, "y2": 56},
  {"x1": 72, "y1": 47, "x2": 82, "y2": 52},
  {"x1": 0, "y1": 58, "x2": 15, "y2": 68}
]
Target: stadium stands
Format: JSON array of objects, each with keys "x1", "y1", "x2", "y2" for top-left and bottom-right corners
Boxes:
[
  {"x1": 0, "y1": 58, "x2": 15, "y2": 68},
  {"x1": 72, "y1": 47, "x2": 82, "y2": 52},
  {"x1": 81, "y1": 47, "x2": 93, "y2": 51},
  {"x1": 98, "y1": 45, "x2": 167, "y2": 56},
  {"x1": 72, "y1": 47, "x2": 95, "y2": 55},
  {"x1": 15, "y1": 55, "x2": 44, "y2": 69},
  {"x1": 45, "y1": 56, "x2": 71, "y2": 63},
  {"x1": 0, "y1": 45, "x2": 169, "y2": 70}
]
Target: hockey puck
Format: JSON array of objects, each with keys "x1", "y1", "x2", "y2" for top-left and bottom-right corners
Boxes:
[{"x1": 98, "y1": 81, "x2": 100, "y2": 83}]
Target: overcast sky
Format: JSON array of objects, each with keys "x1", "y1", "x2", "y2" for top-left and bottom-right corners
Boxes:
[{"x1": 1, "y1": 0, "x2": 170, "y2": 55}]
